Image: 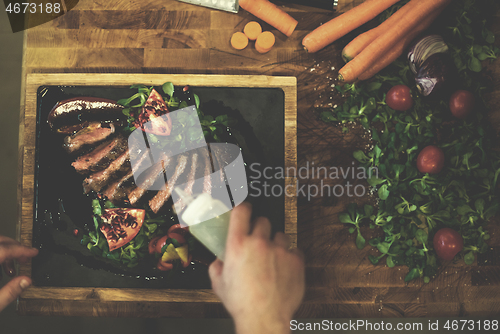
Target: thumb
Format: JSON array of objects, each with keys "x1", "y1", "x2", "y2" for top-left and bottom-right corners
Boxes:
[
  {"x1": 208, "y1": 259, "x2": 223, "y2": 293},
  {"x1": 0, "y1": 276, "x2": 31, "y2": 312}
]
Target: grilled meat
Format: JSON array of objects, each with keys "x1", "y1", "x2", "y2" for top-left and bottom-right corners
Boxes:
[
  {"x1": 149, "y1": 154, "x2": 189, "y2": 214},
  {"x1": 63, "y1": 122, "x2": 116, "y2": 154},
  {"x1": 83, "y1": 151, "x2": 131, "y2": 194},
  {"x1": 71, "y1": 135, "x2": 128, "y2": 174},
  {"x1": 173, "y1": 152, "x2": 199, "y2": 212},
  {"x1": 128, "y1": 152, "x2": 171, "y2": 205},
  {"x1": 101, "y1": 151, "x2": 150, "y2": 202}
]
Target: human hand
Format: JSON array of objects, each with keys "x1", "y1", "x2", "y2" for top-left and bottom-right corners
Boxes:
[
  {"x1": 209, "y1": 203, "x2": 305, "y2": 334},
  {"x1": 0, "y1": 236, "x2": 38, "y2": 312}
]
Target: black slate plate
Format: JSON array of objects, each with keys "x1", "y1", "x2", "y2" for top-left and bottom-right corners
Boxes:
[{"x1": 33, "y1": 85, "x2": 285, "y2": 289}]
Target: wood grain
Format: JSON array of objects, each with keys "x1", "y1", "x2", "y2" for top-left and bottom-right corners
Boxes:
[{"x1": 17, "y1": 0, "x2": 500, "y2": 318}]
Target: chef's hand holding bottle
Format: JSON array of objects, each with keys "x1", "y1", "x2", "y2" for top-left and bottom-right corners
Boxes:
[{"x1": 208, "y1": 203, "x2": 305, "y2": 334}]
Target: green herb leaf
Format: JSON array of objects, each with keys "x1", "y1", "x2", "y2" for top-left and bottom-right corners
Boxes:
[
  {"x1": 404, "y1": 268, "x2": 421, "y2": 282},
  {"x1": 378, "y1": 184, "x2": 390, "y2": 200},
  {"x1": 356, "y1": 232, "x2": 366, "y2": 250},
  {"x1": 162, "y1": 82, "x2": 174, "y2": 97},
  {"x1": 469, "y1": 56, "x2": 482, "y2": 72},
  {"x1": 386, "y1": 256, "x2": 395, "y2": 268}
]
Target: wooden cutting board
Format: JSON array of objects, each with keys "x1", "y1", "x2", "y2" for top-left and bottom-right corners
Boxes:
[
  {"x1": 17, "y1": 0, "x2": 500, "y2": 317},
  {"x1": 18, "y1": 73, "x2": 297, "y2": 313}
]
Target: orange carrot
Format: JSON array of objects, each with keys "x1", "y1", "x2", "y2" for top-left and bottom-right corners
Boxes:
[
  {"x1": 239, "y1": 0, "x2": 298, "y2": 37},
  {"x1": 358, "y1": 9, "x2": 442, "y2": 81},
  {"x1": 231, "y1": 32, "x2": 249, "y2": 50},
  {"x1": 255, "y1": 44, "x2": 271, "y2": 54},
  {"x1": 244, "y1": 21, "x2": 262, "y2": 41},
  {"x1": 338, "y1": 0, "x2": 452, "y2": 82},
  {"x1": 342, "y1": 1, "x2": 415, "y2": 62},
  {"x1": 302, "y1": 0, "x2": 401, "y2": 53},
  {"x1": 255, "y1": 31, "x2": 275, "y2": 53}
]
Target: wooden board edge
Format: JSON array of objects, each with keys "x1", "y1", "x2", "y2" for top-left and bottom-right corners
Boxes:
[
  {"x1": 283, "y1": 79, "x2": 297, "y2": 248},
  {"x1": 18, "y1": 31, "x2": 35, "y2": 280},
  {"x1": 17, "y1": 299, "x2": 218, "y2": 317},
  {"x1": 20, "y1": 287, "x2": 219, "y2": 303},
  {"x1": 25, "y1": 73, "x2": 297, "y2": 88}
]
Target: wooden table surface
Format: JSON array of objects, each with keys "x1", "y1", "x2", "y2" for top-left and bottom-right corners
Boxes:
[{"x1": 18, "y1": 0, "x2": 500, "y2": 317}]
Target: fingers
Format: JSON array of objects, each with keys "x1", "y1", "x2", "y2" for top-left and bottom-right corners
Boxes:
[
  {"x1": 0, "y1": 242, "x2": 38, "y2": 263},
  {"x1": 208, "y1": 259, "x2": 224, "y2": 293},
  {"x1": 227, "y1": 202, "x2": 252, "y2": 245},
  {"x1": 290, "y1": 247, "x2": 305, "y2": 263},
  {"x1": 0, "y1": 276, "x2": 31, "y2": 312},
  {"x1": 273, "y1": 232, "x2": 290, "y2": 249},
  {"x1": 252, "y1": 217, "x2": 271, "y2": 240},
  {"x1": 2, "y1": 260, "x2": 16, "y2": 277}
]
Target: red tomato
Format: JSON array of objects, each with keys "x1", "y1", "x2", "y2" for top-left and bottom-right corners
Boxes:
[
  {"x1": 386, "y1": 85, "x2": 413, "y2": 111},
  {"x1": 148, "y1": 236, "x2": 161, "y2": 255},
  {"x1": 416, "y1": 145, "x2": 445, "y2": 174},
  {"x1": 433, "y1": 228, "x2": 464, "y2": 261},
  {"x1": 155, "y1": 235, "x2": 169, "y2": 254},
  {"x1": 167, "y1": 232, "x2": 186, "y2": 245},
  {"x1": 168, "y1": 224, "x2": 189, "y2": 236},
  {"x1": 157, "y1": 259, "x2": 174, "y2": 271},
  {"x1": 449, "y1": 90, "x2": 475, "y2": 119}
]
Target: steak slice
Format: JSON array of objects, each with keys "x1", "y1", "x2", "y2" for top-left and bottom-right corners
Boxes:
[
  {"x1": 71, "y1": 135, "x2": 127, "y2": 174},
  {"x1": 173, "y1": 152, "x2": 199, "y2": 212},
  {"x1": 128, "y1": 152, "x2": 171, "y2": 205},
  {"x1": 149, "y1": 154, "x2": 189, "y2": 214},
  {"x1": 202, "y1": 150, "x2": 213, "y2": 195},
  {"x1": 63, "y1": 122, "x2": 115, "y2": 154},
  {"x1": 103, "y1": 174, "x2": 135, "y2": 203},
  {"x1": 102, "y1": 151, "x2": 150, "y2": 203},
  {"x1": 82, "y1": 150, "x2": 130, "y2": 194},
  {"x1": 209, "y1": 144, "x2": 227, "y2": 184}
]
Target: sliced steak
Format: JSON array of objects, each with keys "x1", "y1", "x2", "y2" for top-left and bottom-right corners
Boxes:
[
  {"x1": 173, "y1": 152, "x2": 198, "y2": 212},
  {"x1": 82, "y1": 150, "x2": 130, "y2": 194},
  {"x1": 103, "y1": 173, "x2": 135, "y2": 203},
  {"x1": 149, "y1": 154, "x2": 189, "y2": 214},
  {"x1": 63, "y1": 122, "x2": 115, "y2": 154},
  {"x1": 202, "y1": 150, "x2": 213, "y2": 195},
  {"x1": 102, "y1": 151, "x2": 150, "y2": 202},
  {"x1": 128, "y1": 152, "x2": 171, "y2": 205},
  {"x1": 71, "y1": 135, "x2": 127, "y2": 174},
  {"x1": 84, "y1": 148, "x2": 151, "y2": 194},
  {"x1": 209, "y1": 144, "x2": 226, "y2": 184}
]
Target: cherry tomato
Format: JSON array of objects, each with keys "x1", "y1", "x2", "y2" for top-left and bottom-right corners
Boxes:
[
  {"x1": 386, "y1": 85, "x2": 413, "y2": 111},
  {"x1": 157, "y1": 259, "x2": 173, "y2": 271},
  {"x1": 416, "y1": 145, "x2": 445, "y2": 174},
  {"x1": 449, "y1": 90, "x2": 475, "y2": 119},
  {"x1": 168, "y1": 224, "x2": 189, "y2": 236},
  {"x1": 155, "y1": 235, "x2": 169, "y2": 254},
  {"x1": 433, "y1": 228, "x2": 464, "y2": 261},
  {"x1": 167, "y1": 232, "x2": 186, "y2": 245},
  {"x1": 148, "y1": 236, "x2": 161, "y2": 255}
]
